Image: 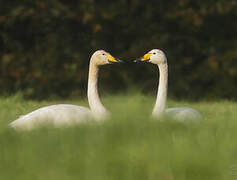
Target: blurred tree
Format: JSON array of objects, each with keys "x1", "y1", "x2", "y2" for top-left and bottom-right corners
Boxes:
[{"x1": 0, "y1": 0, "x2": 236, "y2": 99}]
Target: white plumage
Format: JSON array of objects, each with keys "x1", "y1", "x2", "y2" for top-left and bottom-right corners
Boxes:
[
  {"x1": 135, "y1": 49, "x2": 201, "y2": 122},
  {"x1": 9, "y1": 50, "x2": 121, "y2": 130},
  {"x1": 165, "y1": 108, "x2": 201, "y2": 123},
  {"x1": 10, "y1": 105, "x2": 93, "y2": 130}
]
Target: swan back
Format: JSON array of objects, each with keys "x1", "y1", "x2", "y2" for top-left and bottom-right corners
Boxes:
[
  {"x1": 165, "y1": 107, "x2": 201, "y2": 123},
  {"x1": 10, "y1": 104, "x2": 93, "y2": 130}
]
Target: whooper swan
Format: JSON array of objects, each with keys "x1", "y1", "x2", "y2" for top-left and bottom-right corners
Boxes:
[
  {"x1": 10, "y1": 50, "x2": 122, "y2": 130},
  {"x1": 134, "y1": 49, "x2": 201, "y2": 122}
]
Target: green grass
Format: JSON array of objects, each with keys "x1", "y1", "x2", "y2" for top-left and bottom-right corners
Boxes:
[{"x1": 0, "y1": 93, "x2": 237, "y2": 180}]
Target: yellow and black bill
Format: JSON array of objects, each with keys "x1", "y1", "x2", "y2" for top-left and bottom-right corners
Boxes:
[
  {"x1": 133, "y1": 53, "x2": 152, "y2": 63},
  {"x1": 106, "y1": 53, "x2": 123, "y2": 63}
]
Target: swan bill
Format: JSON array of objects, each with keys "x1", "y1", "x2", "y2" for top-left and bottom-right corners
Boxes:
[
  {"x1": 106, "y1": 54, "x2": 123, "y2": 63},
  {"x1": 133, "y1": 53, "x2": 151, "y2": 63}
]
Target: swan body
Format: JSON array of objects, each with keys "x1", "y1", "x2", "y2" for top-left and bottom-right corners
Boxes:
[
  {"x1": 10, "y1": 50, "x2": 121, "y2": 130},
  {"x1": 135, "y1": 49, "x2": 201, "y2": 122},
  {"x1": 165, "y1": 108, "x2": 201, "y2": 122},
  {"x1": 10, "y1": 105, "x2": 93, "y2": 130}
]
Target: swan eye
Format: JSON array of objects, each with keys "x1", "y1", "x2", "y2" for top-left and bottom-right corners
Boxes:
[
  {"x1": 153, "y1": 53, "x2": 156, "y2": 55},
  {"x1": 102, "y1": 53, "x2": 105, "y2": 56}
]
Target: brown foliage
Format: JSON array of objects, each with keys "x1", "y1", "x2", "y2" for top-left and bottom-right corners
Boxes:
[{"x1": 0, "y1": 0, "x2": 236, "y2": 99}]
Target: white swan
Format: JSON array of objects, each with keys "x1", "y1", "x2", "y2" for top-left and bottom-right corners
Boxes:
[
  {"x1": 10, "y1": 50, "x2": 122, "y2": 130},
  {"x1": 135, "y1": 49, "x2": 201, "y2": 122}
]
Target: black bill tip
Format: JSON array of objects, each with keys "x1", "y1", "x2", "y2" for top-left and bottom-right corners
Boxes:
[
  {"x1": 133, "y1": 57, "x2": 143, "y2": 63},
  {"x1": 117, "y1": 59, "x2": 124, "y2": 63}
]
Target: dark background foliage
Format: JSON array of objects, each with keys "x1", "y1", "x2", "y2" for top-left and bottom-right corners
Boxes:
[{"x1": 0, "y1": 0, "x2": 236, "y2": 99}]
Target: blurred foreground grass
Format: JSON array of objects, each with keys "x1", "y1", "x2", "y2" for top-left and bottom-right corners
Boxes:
[{"x1": 0, "y1": 94, "x2": 237, "y2": 180}]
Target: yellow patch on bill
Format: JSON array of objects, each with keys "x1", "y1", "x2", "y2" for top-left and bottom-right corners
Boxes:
[
  {"x1": 141, "y1": 53, "x2": 151, "y2": 61},
  {"x1": 106, "y1": 53, "x2": 118, "y2": 62}
]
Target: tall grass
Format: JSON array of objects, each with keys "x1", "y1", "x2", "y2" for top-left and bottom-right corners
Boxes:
[{"x1": 0, "y1": 94, "x2": 237, "y2": 180}]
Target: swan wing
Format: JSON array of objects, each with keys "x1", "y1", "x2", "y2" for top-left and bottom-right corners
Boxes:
[
  {"x1": 166, "y1": 107, "x2": 201, "y2": 122},
  {"x1": 10, "y1": 104, "x2": 93, "y2": 130}
]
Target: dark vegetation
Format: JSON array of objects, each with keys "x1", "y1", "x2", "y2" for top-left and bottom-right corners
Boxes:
[{"x1": 0, "y1": 0, "x2": 236, "y2": 99}]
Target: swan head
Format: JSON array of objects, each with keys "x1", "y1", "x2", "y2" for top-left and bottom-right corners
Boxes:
[
  {"x1": 92, "y1": 50, "x2": 122, "y2": 66},
  {"x1": 134, "y1": 49, "x2": 167, "y2": 65}
]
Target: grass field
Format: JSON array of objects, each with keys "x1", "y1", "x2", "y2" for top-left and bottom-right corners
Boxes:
[{"x1": 0, "y1": 93, "x2": 237, "y2": 180}]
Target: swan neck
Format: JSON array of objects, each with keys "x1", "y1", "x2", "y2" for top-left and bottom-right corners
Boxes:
[
  {"x1": 152, "y1": 63, "x2": 168, "y2": 119},
  {"x1": 87, "y1": 59, "x2": 108, "y2": 119}
]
